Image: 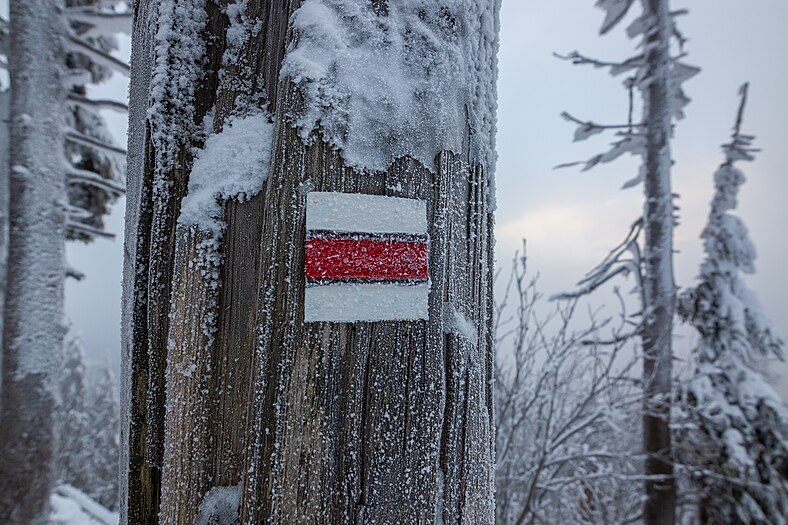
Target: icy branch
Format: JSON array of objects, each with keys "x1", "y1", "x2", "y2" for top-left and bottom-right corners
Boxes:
[
  {"x1": 554, "y1": 51, "x2": 644, "y2": 77},
  {"x1": 596, "y1": 0, "x2": 636, "y2": 35},
  {"x1": 555, "y1": 131, "x2": 646, "y2": 172},
  {"x1": 551, "y1": 219, "x2": 643, "y2": 301},
  {"x1": 65, "y1": 264, "x2": 86, "y2": 281},
  {"x1": 67, "y1": 220, "x2": 115, "y2": 240},
  {"x1": 65, "y1": 128, "x2": 127, "y2": 157},
  {"x1": 67, "y1": 35, "x2": 130, "y2": 76},
  {"x1": 67, "y1": 168, "x2": 125, "y2": 195},
  {"x1": 68, "y1": 93, "x2": 129, "y2": 114},
  {"x1": 722, "y1": 83, "x2": 760, "y2": 163},
  {"x1": 65, "y1": 203, "x2": 93, "y2": 221},
  {"x1": 62, "y1": 69, "x2": 93, "y2": 89},
  {"x1": 560, "y1": 111, "x2": 644, "y2": 143},
  {"x1": 66, "y1": 10, "x2": 132, "y2": 37}
]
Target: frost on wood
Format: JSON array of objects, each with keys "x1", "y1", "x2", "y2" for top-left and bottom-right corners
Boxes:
[
  {"x1": 196, "y1": 484, "x2": 242, "y2": 525},
  {"x1": 281, "y1": 0, "x2": 500, "y2": 175},
  {"x1": 179, "y1": 112, "x2": 275, "y2": 236},
  {"x1": 148, "y1": 0, "x2": 208, "y2": 169},
  {"x1": 443, "y1": 302, "x2": 477, "y2": 345},
  {"x1": 122, "y1": 0, "x2": 499, "y2": 522}
]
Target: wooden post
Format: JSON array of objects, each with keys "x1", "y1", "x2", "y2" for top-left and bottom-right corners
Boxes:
[{"x1": 122, "y1": 1, "x2": 498, "y2": 523}]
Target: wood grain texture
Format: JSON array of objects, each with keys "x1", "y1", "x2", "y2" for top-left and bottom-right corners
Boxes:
[{"x1": 123, "y1": 0, "x2": 496, "y2": 523}]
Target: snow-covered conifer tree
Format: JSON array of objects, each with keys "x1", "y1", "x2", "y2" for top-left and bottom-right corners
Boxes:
[
  {"x1": 56, "y1": 332, "x2": 121, "y2": 512},
  {"x1": 677, "y1": 84, "x2": 788, "y2": 524},
  {"x1": 0, "y1": 3, "x2": 69, "y2": 521},
  {"x1": 121, "y1": 1, "x2": 500, "y2": 523},
  {"x1": 86, "y1": 368, "x2": 120, "y2": 511},
  {"x1": 63, "y1": 0, "x2": 129, "y2": 242},
  {"x1": 57, "y1": 331, "x2": 93, "y2": 494}
]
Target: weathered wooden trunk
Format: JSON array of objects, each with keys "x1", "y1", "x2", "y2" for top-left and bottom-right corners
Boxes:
[{"x1": 121, "y1": 1, "x2": 498, "y2": 523}]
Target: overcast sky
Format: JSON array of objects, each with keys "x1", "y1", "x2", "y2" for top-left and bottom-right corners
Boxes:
[{"x1": 64, "y1": 0, "x2": 788, "y2": 394}]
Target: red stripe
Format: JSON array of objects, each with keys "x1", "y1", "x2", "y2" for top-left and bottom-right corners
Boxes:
[{"x1": 305, "y1": 237, "x2": 428, "y2": 280}]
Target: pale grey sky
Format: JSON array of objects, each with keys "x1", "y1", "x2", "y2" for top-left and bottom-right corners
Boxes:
[
  {"x1": 494, "y1": 0, "x2": 788, "y2": 394},
  {"x1": 64, "y1": 1, "x2": 788, "y2": 393}
]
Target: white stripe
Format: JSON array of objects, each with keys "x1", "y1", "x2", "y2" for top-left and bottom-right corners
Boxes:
[
  {"x1": 304, "y1": 283, "x2": 429, "y2": 323},
  {"x1": 306, "y1": 192, "x2": 427, "y2": 235}
]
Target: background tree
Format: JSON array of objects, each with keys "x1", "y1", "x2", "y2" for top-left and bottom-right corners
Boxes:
[
  {"x1": 57, "y1": 331, "x2": 121, "y2": 512},
  {"x1": 495, "y1": 247, "x2": 642, "y2": 524},
  {"x1": 121, "y1": 1, "x2": 500, "y2": 523},
  {"x1": 63, "y1": 0, "x2": 129, "y2": 242},
  {"x1": 58, "y1": 331, "x2": 93, "y2": 494},
  {"x1": 676, "y1": 84, "x2": 788, "y2": 524},
  {"x1": 0, "y1": 1, "x2": 129, "y2": 521},
  {"x1": 86, "y1": 367, "x2": 121, "y2": 511},
  {"x1": 0, "y1": 2, "x2": 69, "y2": 520},
  {"x1": 554, "y1": 2, "x2": 699, "y2": 522}
]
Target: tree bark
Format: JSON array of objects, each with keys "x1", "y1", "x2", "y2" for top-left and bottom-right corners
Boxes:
[
  {"x1": 0, "y1": 1, "x2": 67, "y2": 523},
  {"x1": 641, "y1": 1, "x2": 677, "y2": 524},
  {"x1": 122, "y1": 1, "x2": 497, "y2": 524},
  {"x1": 0, "y1": 82, "x2": 9, "y2": 394}
]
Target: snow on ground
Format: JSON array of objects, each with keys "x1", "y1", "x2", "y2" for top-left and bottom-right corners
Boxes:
[{"x1": 49, "y1": 485, "x2": 118, "y2": 525}]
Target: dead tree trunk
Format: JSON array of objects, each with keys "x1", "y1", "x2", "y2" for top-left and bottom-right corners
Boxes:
[
  {"x1": 641, "y1": 1, "x2": 677, "y2": 524},
  {"x1": 0, "y1": 1, "x2": 67, "y2": 523},
  {"x1": 121, "y1": 1, "x2": 499, "y2": 524}
]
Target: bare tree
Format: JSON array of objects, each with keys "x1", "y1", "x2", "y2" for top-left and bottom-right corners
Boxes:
[
  {"x1": 554, "y1": 2, "x2": 699, "y2": 522},
  {"x1": 121, "y1": 1, "x2": 500, "y2": 523},
  {"x1": 495, "y1": 247, "x2": 642, "y2": 524}
]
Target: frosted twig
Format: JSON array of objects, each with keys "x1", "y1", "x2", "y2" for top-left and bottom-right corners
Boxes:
[
  {"x1": 67, "y1": 168, "x2": 125, "y2": 195},
  {"x1": 68, "y1": 93, "x2": 129, "y2": 114},
  {"x1": 65, "y1": 129, "x2": 127, "y2": 157},
  {"x1": 67, "y1": 35, "x2": 130, "y2": 75},
  {"x1": 67, "y1": 220, "x2": 116, "y2": 239}
]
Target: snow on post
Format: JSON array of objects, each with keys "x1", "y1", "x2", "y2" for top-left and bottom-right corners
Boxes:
[{"x1": 122, "y1": 0, "x2": 500, "y2": 523}]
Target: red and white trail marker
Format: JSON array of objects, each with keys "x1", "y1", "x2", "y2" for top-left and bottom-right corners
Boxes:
[{"x1": 304, "y1": 192, "x2": 429, "y2": 323}]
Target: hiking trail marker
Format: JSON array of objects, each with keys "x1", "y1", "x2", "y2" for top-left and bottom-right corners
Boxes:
[{"x1": 304, "y1": 192, "x2": 429, "y2": 323}]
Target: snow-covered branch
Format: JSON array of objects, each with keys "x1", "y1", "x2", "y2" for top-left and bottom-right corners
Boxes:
[
  {"x1": 552, "y1": 218, "x2": 643, "y2": 302},
  {"x1": 65, "y1": 128, "x2": 127, "y2": 157},
  {"x1": 67, "y1": 219, "x2": 115, "y2": 239},
  {"x1": 495, "y1": 247, "x2": 643, "y2": 524},
  {"x1": 67, "y1": 168, "x2": 125, "y2": 195},
  {"x1": 66, "y1": 35, "x2": 130, "y2": 76},
  {"x1": 67, "y1": 93, "x2": 128, "y2": 115},
  {"x1": 66, "y1": 9, "x2": 132, "y2": 37}
]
